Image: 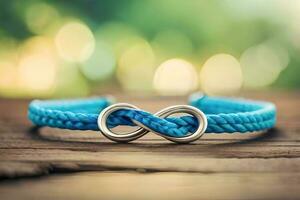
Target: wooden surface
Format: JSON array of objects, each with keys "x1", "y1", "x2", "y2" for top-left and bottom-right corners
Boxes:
[{"x1": 0, "y1": 91, "x2": 299, "y2": 200}]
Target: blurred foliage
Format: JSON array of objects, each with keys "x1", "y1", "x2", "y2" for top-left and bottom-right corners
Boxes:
[{"x1": 0, "y1": 0, "x2": 299, "y2": 98}]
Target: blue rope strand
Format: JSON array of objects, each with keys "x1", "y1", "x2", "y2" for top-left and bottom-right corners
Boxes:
[{"x1": 28, "y1": 96, "x2": 276, "y2": 137}]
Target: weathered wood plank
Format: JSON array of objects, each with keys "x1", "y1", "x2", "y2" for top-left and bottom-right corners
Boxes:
[
  {"x1": 1, "y1": 172, "x2": 300, "y2": 200},
  {"x1": 0, "y1": 91, "x2": 299, "y2": 199}
]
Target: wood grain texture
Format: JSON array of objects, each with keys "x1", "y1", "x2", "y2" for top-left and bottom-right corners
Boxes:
[{"x1": 0, "y1": 91, "x2": 299, "y2": 200}]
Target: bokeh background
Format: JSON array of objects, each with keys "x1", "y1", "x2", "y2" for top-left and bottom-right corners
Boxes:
[{"x1": 0, "y1": 0, "x2": 299, "y2": 98}]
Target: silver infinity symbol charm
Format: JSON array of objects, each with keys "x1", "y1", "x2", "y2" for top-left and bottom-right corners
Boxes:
[{"x1": 97, "y1": 103, "x2": 207, "y2": 144}]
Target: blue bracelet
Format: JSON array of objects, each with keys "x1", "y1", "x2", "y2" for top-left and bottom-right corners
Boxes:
[{"x1": 28, "y1": 93, "x2": 276, "y2": 144}]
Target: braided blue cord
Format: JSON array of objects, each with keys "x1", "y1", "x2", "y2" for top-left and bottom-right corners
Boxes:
[{"x1": 28, "y1": 95, "x2": 276, "y2": 137}]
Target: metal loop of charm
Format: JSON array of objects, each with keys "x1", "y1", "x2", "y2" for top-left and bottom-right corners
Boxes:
[
  {"x1": 97, "y1": 103, "x2": 208, "y2": 144},
  {"x1": 97, "y1": 103, "x2": 149, "y2": 142}
]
